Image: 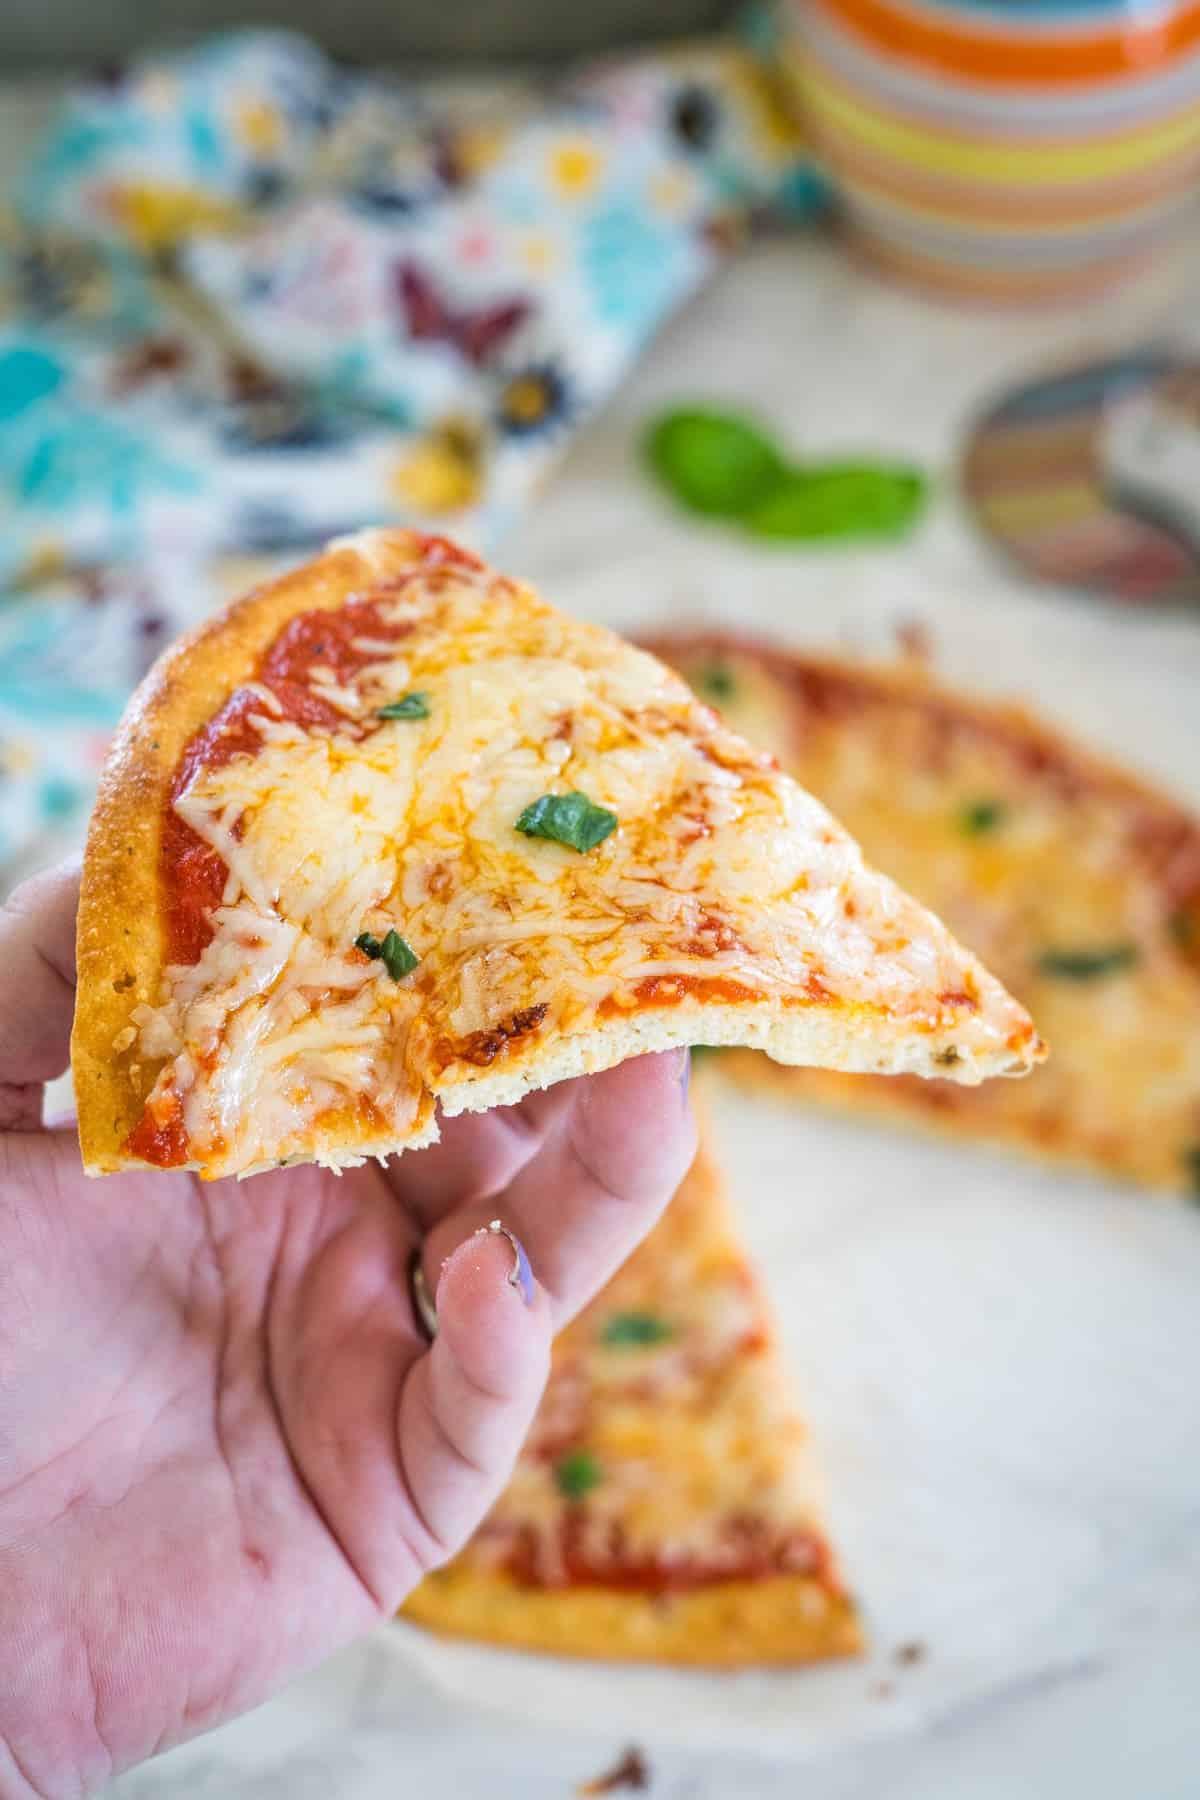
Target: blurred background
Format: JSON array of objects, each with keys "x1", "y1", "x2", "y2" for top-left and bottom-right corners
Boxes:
[
  {"x1": 3, "y1": 1, "x2": 1200, "y2": 1796},
  {"x1": 2, "y1": 0, "x2": 734, "y2": 65}
]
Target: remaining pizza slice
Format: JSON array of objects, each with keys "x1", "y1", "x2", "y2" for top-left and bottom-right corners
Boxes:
[
  {"x1": 647, "y1": 630, "x2": 1200, "y2": 1195},
  {"x1": 403, "y1": 1126, "x2": 862, "y2": 1664},
  {"x1": 72, "y1": 530, "x2": 1041, "y2": 1181}
]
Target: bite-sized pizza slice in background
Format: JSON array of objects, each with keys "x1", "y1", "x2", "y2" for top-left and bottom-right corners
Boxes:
[
  {"x1": 646, "y1": 632, "x2": 1200, "y2": 1196},
  {"x1": 403, "y1": 1126, "x2": 862, "y2": 1665},
  {"x1": 72, "y1": 530, "x2": 1041, "y2": 1182}
]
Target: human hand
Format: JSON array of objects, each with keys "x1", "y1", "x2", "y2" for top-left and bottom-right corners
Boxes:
[{"x1": 0, "y1": 865, "x2": 695, "y2": 1796}]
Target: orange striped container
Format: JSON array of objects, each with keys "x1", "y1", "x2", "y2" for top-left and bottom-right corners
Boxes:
[{"x1": 778, "y1": 0, "x2": 1200, "y2": 300}]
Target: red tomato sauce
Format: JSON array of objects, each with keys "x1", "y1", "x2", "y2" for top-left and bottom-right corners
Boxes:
[
  {"x1": 601, "y1": 973, "x2": 766, "y2": 1015},
  {"x1": 506, "y1": 1519, "x2": 832, "y2": 1593},
  {"x1": 161, "y1": 535, "x2": 480, "y2": 968},
  {"x1": 125, "y1": 1081, "x2": 189, "y2": 1168}
]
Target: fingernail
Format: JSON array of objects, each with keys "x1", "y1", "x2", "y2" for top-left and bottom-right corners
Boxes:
[
  {"x1": 678, "y1": 1046, "x2": 691, "y2": 1102},
  {"x1": 477, "y1": 1218, "x2": 536, "y2": 1307}
]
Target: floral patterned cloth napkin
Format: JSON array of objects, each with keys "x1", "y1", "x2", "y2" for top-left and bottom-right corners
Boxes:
[{"x1": 0, "y1": 26, "x2": 822, "y2": 886}]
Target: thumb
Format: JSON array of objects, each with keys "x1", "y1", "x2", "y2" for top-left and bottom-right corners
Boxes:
[
  {"x1": 0, "y1": 862, "x2": 78, "y2": 1131},
  {"x1": 396, "y1": 1222, "x2": 551, "y2": 1575}
]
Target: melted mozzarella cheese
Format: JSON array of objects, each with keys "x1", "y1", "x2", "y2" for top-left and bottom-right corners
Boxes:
[{"x1": 134, "y1": 559, "x2": 1031, "y2": 1177}]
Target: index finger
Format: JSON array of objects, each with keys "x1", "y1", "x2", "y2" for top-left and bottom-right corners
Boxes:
[{"x1": 0, "y1": 863, "x2": 79, "y2": 1131}]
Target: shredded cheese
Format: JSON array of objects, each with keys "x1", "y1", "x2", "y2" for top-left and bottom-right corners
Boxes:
[{"x1": 131, "y1": 555, "x2": 1034, "y2": 1177}]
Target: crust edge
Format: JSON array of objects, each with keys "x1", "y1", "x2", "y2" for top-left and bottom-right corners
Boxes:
[
  {"x1": 70, "y1": 530, "x2": 456, "y2": 1174},
  {"x1": 400, "y1": 1565, "x2": 864, "y2": 1668}
]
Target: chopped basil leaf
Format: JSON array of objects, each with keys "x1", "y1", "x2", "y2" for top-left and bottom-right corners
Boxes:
[
  {"x1": 377, "y1": 691, "x2": 430, "y2": 720},
  {"x1": 602, "y1": 1311, "x2": 674, "y2": 1348},
  {"x1": 689, "y1": 1043, "x2": 723, "y2": 1061},
  {"x1": 516, "y1": 790, "x2": 617, "y2": 853},
  {"x1": 1184, "y1": 1145, "x2": 1200, "y2": 1201},
  {"x1": 555, "y1": 1449, "x2": 603, "y2": 1501},
  {"x1": 697, "y1": 663, "x2": 735, "y2": 702},
  {"x1": 960, "y1": 798, "x2": 1006, "y2": 837},
  {"x1": 380, "y1": 929, "x2": 419, "y2": 979},
  {"x1": 356, "y1": 927, "x2": 420, "y2": 979},
  {"x1": 1036, "y1": 944, "x2": 1138, "y2": 981}
]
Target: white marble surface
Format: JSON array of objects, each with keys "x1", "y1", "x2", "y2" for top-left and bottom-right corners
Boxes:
[
  {"x1": 112, "y1": 232, "x2": 1200, "y2": 1798},
  {"x1": 6, "y1": 76, "x2": 1200, "y2": 1790}
]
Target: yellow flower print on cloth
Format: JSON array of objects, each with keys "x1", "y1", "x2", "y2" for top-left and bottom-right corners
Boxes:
[
  {"x1": 548, "y1": 137, "x2": 606, "y2": 198},
  {"x1": 390, "y1": 417, "x2": 485, "y2": 514}
]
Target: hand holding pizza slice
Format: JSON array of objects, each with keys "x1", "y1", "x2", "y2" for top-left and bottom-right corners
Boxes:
[
  {"x1": 0, "y1": 864, "x2": 700, "y2": 1783},
  {"x1": 72, "y1": 530, "x2": 1043, "y2": 1182}
]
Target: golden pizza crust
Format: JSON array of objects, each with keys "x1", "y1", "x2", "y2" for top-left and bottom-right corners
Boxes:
[
  {"x1": 648, "y1": 632, "x2": 1200, "y2": 1195},
  {"x1": 401, "y1": 1565, "x2": 862, "y2": 1667},
  {"x1": 402, "y1": 1128, "x2": 862, "y2": 1666}
]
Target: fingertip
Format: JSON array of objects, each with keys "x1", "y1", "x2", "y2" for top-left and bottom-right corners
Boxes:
[{"x1": 434, "y1": 1224, "x2": 551, "y2": 1404}]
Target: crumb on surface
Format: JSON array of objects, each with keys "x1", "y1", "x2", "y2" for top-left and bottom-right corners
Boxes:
[
  {"x1": 895, "y1": 616, "x2": 933, "y2": 663},
  {"x1": 577, "y1": 1745, "x2": 651, "y2": 1795}
]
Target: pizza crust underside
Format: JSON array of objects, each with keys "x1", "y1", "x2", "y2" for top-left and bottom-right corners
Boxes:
[{"x1": 435, "y1": 990, "x2": 1013, "y2": 1119}]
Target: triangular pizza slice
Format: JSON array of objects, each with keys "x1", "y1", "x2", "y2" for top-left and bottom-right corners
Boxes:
[
  {"x1": 73, "y1": 530, "x2": 1042, "y2": 1180},
  {"x1": 403, "y1": 1121, "x2": 862, "y2": 1665}
]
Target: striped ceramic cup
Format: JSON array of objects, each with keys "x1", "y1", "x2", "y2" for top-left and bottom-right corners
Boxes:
[{"x1": 777, "y1": 0, "x2": 1200, "y2": 301}]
